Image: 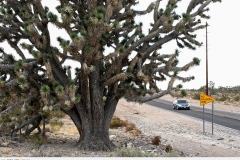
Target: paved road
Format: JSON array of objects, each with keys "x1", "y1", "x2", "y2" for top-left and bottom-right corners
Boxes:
[{"x1": 145, "y1": 99, "x2": 240, "y2": 131}]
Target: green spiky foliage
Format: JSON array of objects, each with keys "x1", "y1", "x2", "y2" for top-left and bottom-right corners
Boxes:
[{"x1": 0, "y1": 0, "x2": 221, "y2": 151}]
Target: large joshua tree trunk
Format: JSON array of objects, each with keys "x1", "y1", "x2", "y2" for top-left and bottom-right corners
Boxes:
[
  {"x1": 65, "y1": 63, "x2": 119, "y2": 151},
  {"x1": 76, "y1": 98, "x2": 118, "y2": 151}
]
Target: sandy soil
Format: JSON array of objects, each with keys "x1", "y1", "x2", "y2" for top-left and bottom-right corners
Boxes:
[{"x1": 114, "y1": 95, "x2": 240, "y2": 157}]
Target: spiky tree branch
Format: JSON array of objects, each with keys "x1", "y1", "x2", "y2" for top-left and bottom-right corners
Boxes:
[{"x1": 0, "y1": 0, "x2": 220, "y2": 150}]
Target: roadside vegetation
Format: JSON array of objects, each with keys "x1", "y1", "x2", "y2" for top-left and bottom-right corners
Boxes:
[
  {"x1": 186, "y1": 84, "x2": 240, "y2": 106},
  {"x1": 110, "y1": 116, "x2": 142, "y2": 136}
]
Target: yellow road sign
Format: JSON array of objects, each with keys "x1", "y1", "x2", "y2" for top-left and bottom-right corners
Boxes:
[{"x1": 200, "y1": 92, "x2": 215, "y2": 106}]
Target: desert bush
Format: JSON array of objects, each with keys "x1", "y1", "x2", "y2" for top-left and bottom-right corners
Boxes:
[
  {"x1": 180, "y1": 90, "x2": 187, "y2": 97},
  {"x1": 125, "y1": 123, "x2": 136, "y2": 132},
  {"x1": 110, "y1": 116, "x2": 127, "y2": 128},
  {"x1": 151, "y1": 136, "x2": 161, "y2": 145},
  {"x1": 165, "y1": 144, "x2": 173, "y2": 152},
  {"x1": 129, "y1": 129, "x2": 141, "y2": 136},
  {"x1": 191, "y1": 92, "x2": 200, "y2": 100},
  {"x1": 114, "y1": 147, "x2": 152, "y2": 157},
  {"x1": 110, "y1": 116, "x2": 141, "y2": 136},
  {"x1": 234, "y1": 95, "x2": 240, "y2": 101},
  {"x1": 218, "y1": 94, "x2": 229, "y2": 101},
  {"x1": 209, "y1": 90, "x2": 217, "y2": 95},
  {"x1": 110, "y1": 116, "x2": 122, "y2": 128},
  {"x1": 125, "y1": 123, "x2": 141, "y2": 136}
]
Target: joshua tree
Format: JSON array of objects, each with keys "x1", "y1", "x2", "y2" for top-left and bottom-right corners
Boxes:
[{"x1": 0, "y1": 0, "x2": 221, "y2": 151}]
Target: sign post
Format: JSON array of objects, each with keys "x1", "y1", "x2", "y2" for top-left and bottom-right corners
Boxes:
[
  {"x1": 212, "y1": 101, "x2": 214, "y2": 135},
  {"x1": 200, "y1": 93, "x2": 215, "y2": 134},
  {"x1": 203, "y1": 105, "x2": 205, "y2": 133}
]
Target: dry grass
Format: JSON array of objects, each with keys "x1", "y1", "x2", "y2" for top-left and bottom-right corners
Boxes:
[
  {"x1": 3, "y1": 148, "x2": 12, "y2": 155},
  {"x1": 110, "y1": 116, "x2": 128, "y2": 129},
  {"x1": 114, "y1": 147, "x2": 152, "y2": 157},
  {"x1": 58, "y1": 125, "x2": 79, "y2": 135},
  {"x1": 125, "y1": 123, "x2": 136, "y2": 132},
  {"x1": 110, "y1": 116, "x2": 141, "y2": 136},
  {"x1": 45, "y1": 115, "x2": 141, "y2": 136},
  {"x1": 49, "y1": 120, "x2": 64, "y2": 133},
  {"x1": 164, "y1": 150, "x2": 180, "y2": 157}
]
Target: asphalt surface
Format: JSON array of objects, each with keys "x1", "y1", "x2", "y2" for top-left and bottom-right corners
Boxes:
[{"x1": 145, "y1": 99, "x2": 240, "y2": 131}]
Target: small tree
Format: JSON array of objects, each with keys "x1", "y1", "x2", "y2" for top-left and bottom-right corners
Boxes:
[
  {"x1": 0, "y1": 0, "x2": 221, "y2": 151},
  {"x1": 209, "y1": 81, "x2": 216, "y2": 95}
]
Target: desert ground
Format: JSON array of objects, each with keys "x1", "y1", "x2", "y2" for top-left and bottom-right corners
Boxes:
[{"x1": 0, "y1": 94, "x2": 240, "y2": 157}]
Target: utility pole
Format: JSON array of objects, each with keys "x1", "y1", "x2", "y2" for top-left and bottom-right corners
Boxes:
[
  {"x1": 203, "y1": 22, "x2": 208, "y2": 134},
  {"x1": 206, "y1": 22, "x2": 209, "y2": 96},
  {"x1": 204, "y1": 22, "x2": 214, "y2": 135}
]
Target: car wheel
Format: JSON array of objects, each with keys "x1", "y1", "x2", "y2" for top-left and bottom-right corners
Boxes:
[
  {"x1": 176, "y1": 106, "x2": 179, "y2": 110},
  {"x1": 173, "y1": 105, "x2": 175, "y2": 109}
]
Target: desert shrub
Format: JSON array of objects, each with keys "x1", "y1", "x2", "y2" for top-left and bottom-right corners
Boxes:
[
  {"x1": 234, "y1": 95, "x2": 240, "y2": 101},
  {"x1": 125, "y1": 123, "x2": 136, "y2": 132},
  {"x1": 165, "y1": 144, "x2": 173, "y2": 152},
  {"x1": 110, "y1": 116, "x2": 127, "y2": 128},
  {"x1": 180, "y1": 90, "x2": 187, "y2": 97},
  {"x1": 114, "y1": 147, "x2": 152, "y2": 157},
  {"x1": 110, "y1": 116, "x2": 141, "y2": 136},
  {"x1": 129, "y1": 128, "x2": 141, "y2": 136},
  {"x1": 218, "y1": 94, "x2": 229, "y2": 101},
  {"x1": 192, "y1": 92, "x2": 200, "y2": 100},
  {"x1": 126, "y1": 123, "x2": 141, "y2": 136},
  {"x1": 210, "y1": 89, "x2": 217, "y2": 95},
  {"x1": 125, "y1": 123, "x2": 141, "y2": 136},
  {"x1": 110, "y1": 116, "x2": 122, "y2": 128},
  {"x1": 151, "y1": 136, "x2": 161, "y2": 145}
]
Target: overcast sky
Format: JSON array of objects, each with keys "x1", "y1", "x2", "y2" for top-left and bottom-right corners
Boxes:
[
  {"x1": 183, "y1": 0, "x2": 240, "y2": 89},
  {"x1": 182, "y1": 0, "x2": 240, "y2": 89},
  {"x1": 135, "y1": 0, "x2": 239, "y2": 89}
]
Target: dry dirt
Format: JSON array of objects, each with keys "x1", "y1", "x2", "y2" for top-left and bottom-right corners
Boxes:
[{"x1": 0, "y1": 95, "x2": 240, "y2": 157}]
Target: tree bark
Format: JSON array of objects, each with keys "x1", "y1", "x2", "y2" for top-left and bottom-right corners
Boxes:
[
  {"x1": 77, "y1": 126, "x2": 116, "y2": 151},
  {"x1": 65, "y1": 64, "x2": 119, "y2": 151},
  {"x1": 71, "y1": 98, "x2": 118, "y2": 151}
]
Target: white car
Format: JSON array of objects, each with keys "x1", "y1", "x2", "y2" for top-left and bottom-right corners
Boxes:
[{"x1": 173, "y1": 99, "x2": 190, "y2": 110}]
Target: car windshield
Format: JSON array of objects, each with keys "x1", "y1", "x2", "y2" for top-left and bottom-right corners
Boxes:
[{"x1": 177, "y1": 100, "x2": 187, "y2": 104}]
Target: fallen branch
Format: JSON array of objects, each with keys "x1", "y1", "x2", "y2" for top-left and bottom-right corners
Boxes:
[{"x1": 11, "y1": 114, "x2": 42, "y2": 137}]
